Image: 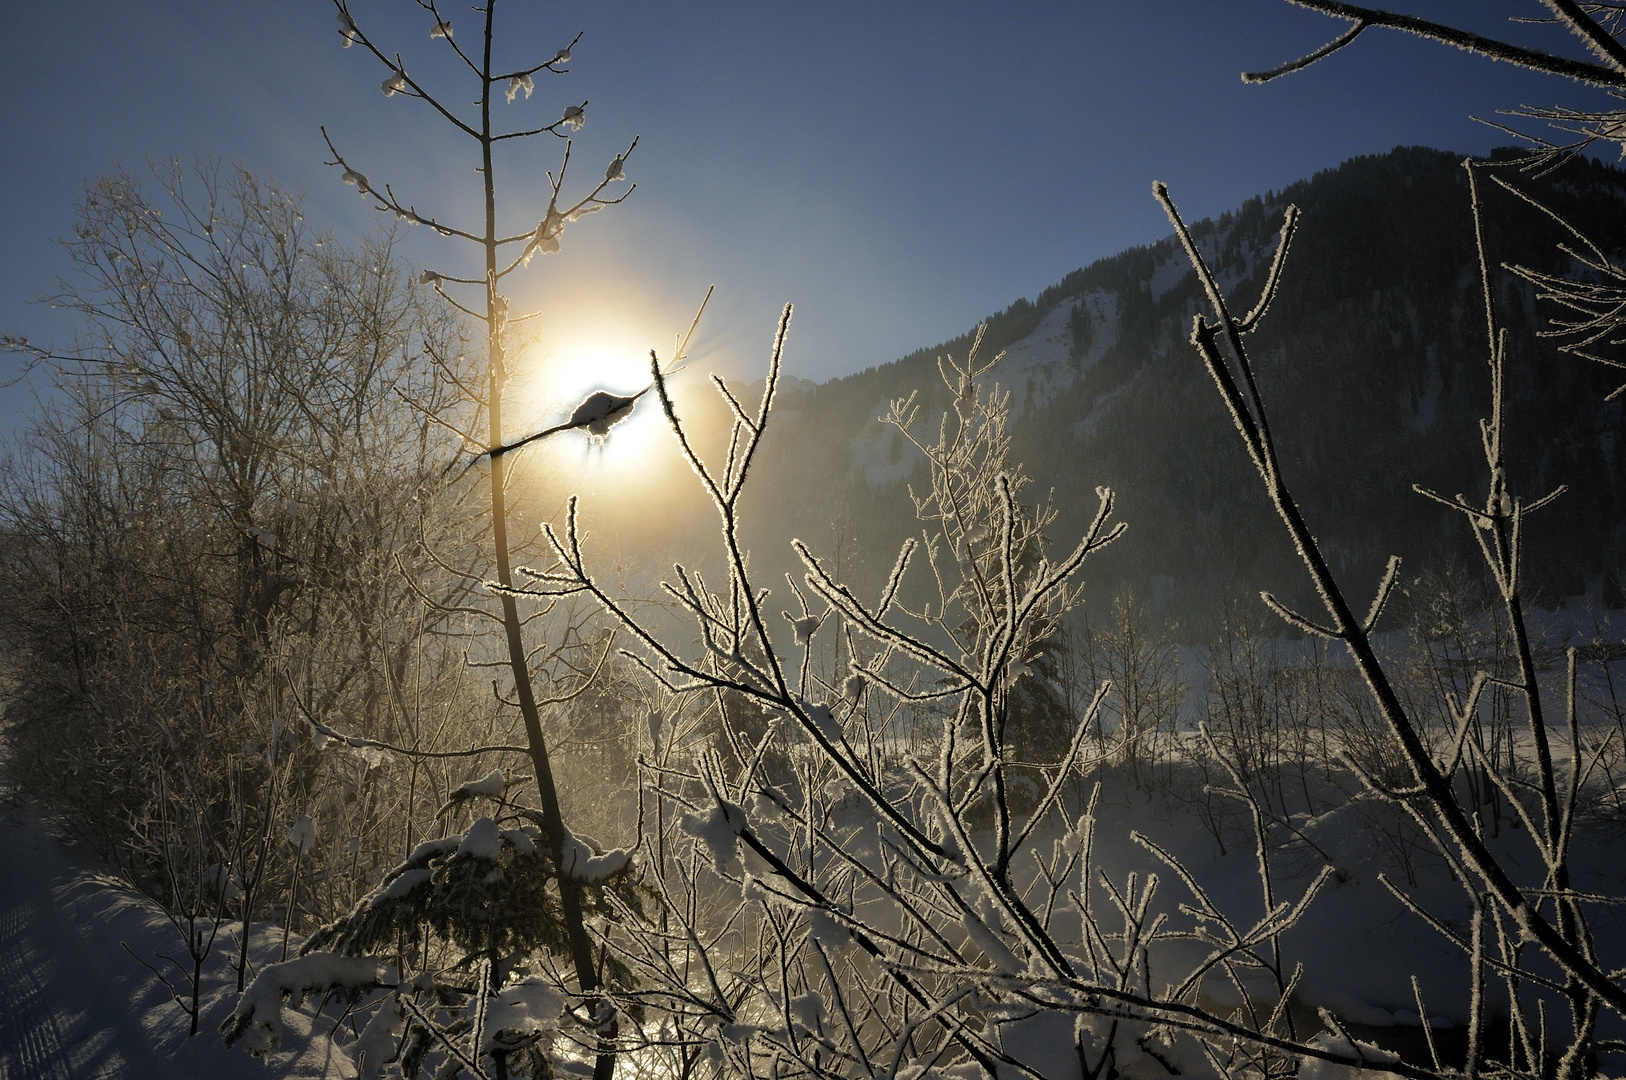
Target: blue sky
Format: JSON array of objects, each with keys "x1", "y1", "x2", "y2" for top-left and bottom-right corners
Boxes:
[{"x1": 0, "y1": 1, "x2": 1616, "y2": 433}]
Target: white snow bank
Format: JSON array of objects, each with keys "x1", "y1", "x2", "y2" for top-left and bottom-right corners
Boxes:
[
  {"x1": 1298, "y1": 1029, "x2": 1403, "y2": 1080},
  {"x1": 226, "y1": 953, "x2": 385, "y2": 1056}
]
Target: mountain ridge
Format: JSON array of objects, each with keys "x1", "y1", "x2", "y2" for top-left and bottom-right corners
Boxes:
[{"x1": 732, "y1": 146, "x2": 1626, "y2": 636}]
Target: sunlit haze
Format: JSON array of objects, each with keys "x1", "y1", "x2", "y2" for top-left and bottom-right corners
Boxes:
[{"x1": 2, "y1": 1, "x2": 1615, "y2": 439}]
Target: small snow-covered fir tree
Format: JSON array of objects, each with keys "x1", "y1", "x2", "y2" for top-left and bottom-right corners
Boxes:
[{"x1": 225, "y1": 773, "x2": 647, "y2": 1078}]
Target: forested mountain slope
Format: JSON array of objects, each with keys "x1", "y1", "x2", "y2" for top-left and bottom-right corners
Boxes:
[{"x1": 737, "y1": 146, "x2": 1626, "y2": 634}]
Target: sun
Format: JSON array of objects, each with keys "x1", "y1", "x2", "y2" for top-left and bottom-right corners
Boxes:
[{"x1": 506, "y1": 323, "x2": 675, "y2": 489}]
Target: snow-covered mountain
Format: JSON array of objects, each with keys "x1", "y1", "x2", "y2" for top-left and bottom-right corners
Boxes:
[{"x1": 741, "y1": 146, "x2": 1626, "y2": 634}]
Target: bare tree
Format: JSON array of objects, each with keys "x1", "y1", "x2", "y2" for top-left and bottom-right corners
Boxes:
[
  {"x1": 274, "y1": 5, "x2": 667, "y2": 1077},
  {"x1": 0, "y1": 159, "x2": 480, "y2": 1030},
  {"x1": 1155, "y1": 154, "x2": 1621, "y2": 1077}
]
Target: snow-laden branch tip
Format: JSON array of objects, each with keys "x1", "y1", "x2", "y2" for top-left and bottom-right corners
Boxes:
[
  {"x1": 506, "y1": 73, "x2": 534, "y2": 102},
  {"x1": 337, "y1": 8, "x2": 357, "y2": 47},
  {"x1": 558, "y1": 825, "x2": 633, "y2": 883}
]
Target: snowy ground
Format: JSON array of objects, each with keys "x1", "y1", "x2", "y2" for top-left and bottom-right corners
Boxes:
[
  {"x1": 8, "y1": 703, "x2": 1626, "y2": 1077},
  {"x1": 0, "y1": 804, "x2": 350, "y2": 1080}
]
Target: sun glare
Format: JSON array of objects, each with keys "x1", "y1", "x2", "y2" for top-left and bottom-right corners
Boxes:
[{"x1": 509, "y1": 323, "x2": 676, "y2": 494}]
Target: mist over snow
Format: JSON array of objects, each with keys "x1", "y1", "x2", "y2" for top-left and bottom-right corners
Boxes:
[{"x1": 7, "y1": 3, "x2": 1626, "y2": 1080}]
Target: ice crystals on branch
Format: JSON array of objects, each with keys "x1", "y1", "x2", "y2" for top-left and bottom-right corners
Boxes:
[
  {"x1": 417, "y1": 269, "x2": 440, "y2": 285},
  {"x1": 552, "y1": 46, "x2": 572, "y2": 65},
  {"x1": 955, "y1": 374, "x2": 976, "y2": 422},
  {"x1": 429, "y1": 18, "x2": 452, "y2": 39},
  {"x1": 506, "y1": 73, "x2": 534, "y2": 103},
  {"x1": 522, "y1": 211, "x2": 565, "y2": 264},
  {"x1": 287, "y1": 813, "x2": 317, "y2": 854},
  {"x1": 381, "y1": 69, "x2": 407, "y2": 97},
  {"x1": 788, "y1": 614, "x2": 820, "y2": 645},
  {"x1": 561, "y1": 103, "x2": 585, "y2": 130},
  {"x1": 340, "y1": 168, "x2": 370, "y2": 195},
  {"x1": 605, "y1": 154, "x2": 626, "y2": 183},
  {"x1": 336, "y1": 9, "x2": 357, "y2": 47},
  {"x1": 677, "y1": 800, "x2": 746, "y2": 875}
]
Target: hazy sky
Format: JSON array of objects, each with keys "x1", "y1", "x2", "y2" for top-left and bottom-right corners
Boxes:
[{"x1": 1, "y1": 1, "x2": 1617, "y2": 433}]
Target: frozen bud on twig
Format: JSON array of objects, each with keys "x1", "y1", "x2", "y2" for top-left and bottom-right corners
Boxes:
[
  {"x1": 552, "y1": 47, "x2": 572, "y2": 65},
  {"x1": 337, "y1": 9, "x2": 357, "y2": 47},
  {"x1": 418, "y1": 269, "x2": 440, "y2": 286},
  {"x1": 506, "y1": 73, "x2": 534, "y2": 103},
  {"x1": 788, "y1": 615, "x2": 819, "y2": 646},
  {"x1": 381, "y1": 69, "x2": 407, "y2": 97},
  {"x1": 842, "y1": 673, "x2": 865, "y2": 700},
  {"x1": 561, "y1": 103, "x2": 585, "y2": 131},
  {"x1": 605, "y1": 155, "x2": 626, "y2": 183},
  {"x1": 429, "y1": 19, "x2": 452, "y2": 39},
  {"x1": 341, "y1": 168, "x2": 370, "y2": 194}
]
